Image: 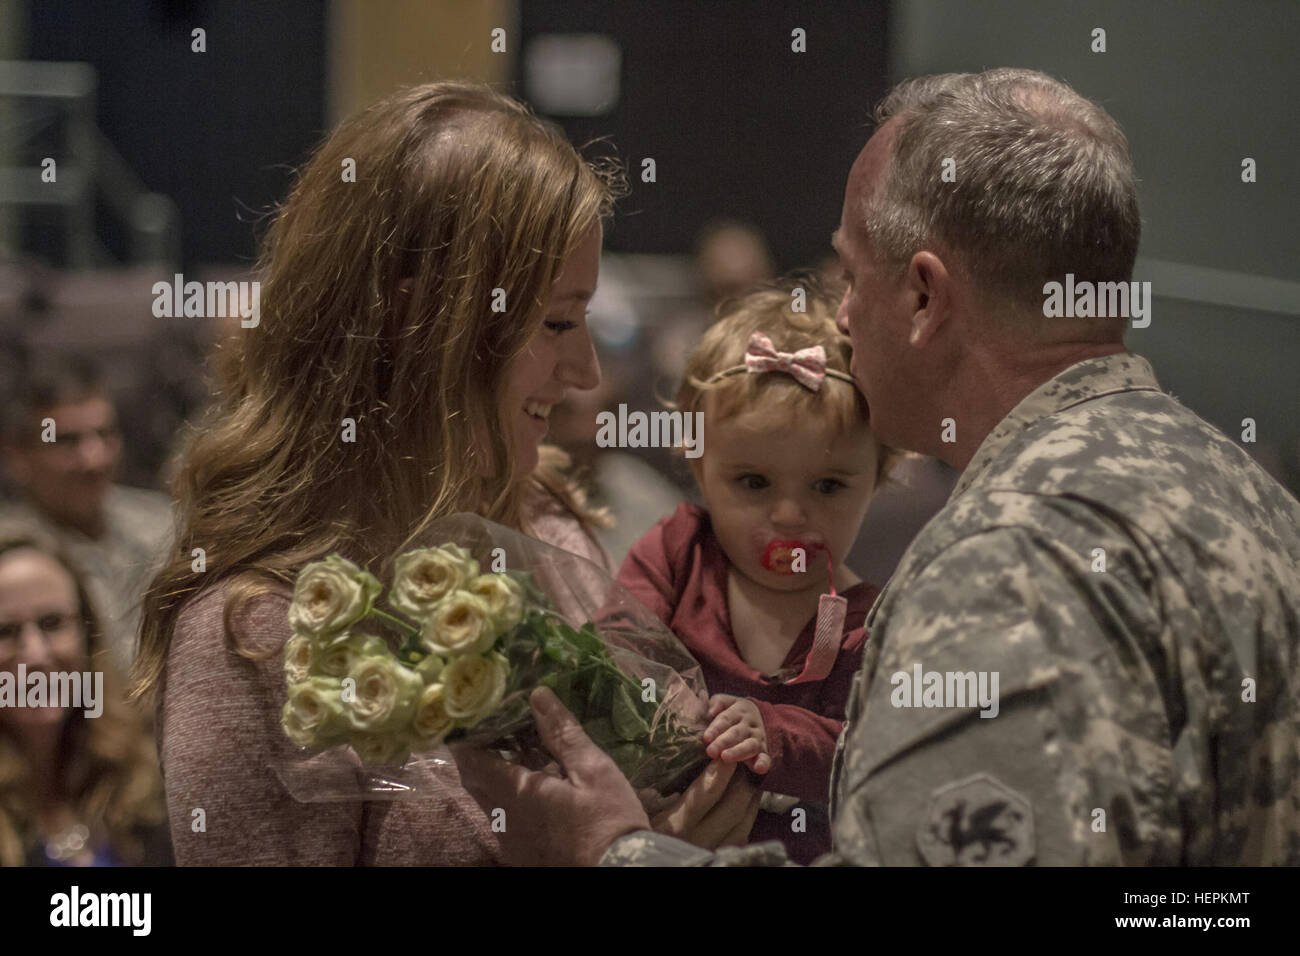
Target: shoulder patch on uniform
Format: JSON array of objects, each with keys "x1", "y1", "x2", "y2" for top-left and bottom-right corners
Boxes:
[{"x1": 916, "y1": 773, "x2": 1034, "y2": 866}]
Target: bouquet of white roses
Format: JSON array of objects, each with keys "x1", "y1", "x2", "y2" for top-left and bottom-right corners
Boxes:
[{"x1": 277, "y1": 514, "x2": 710, "y2": 800}]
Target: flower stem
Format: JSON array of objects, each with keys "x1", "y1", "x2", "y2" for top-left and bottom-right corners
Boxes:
[{"x1": 369, "y1": 608, "x2": 419, "y2": 637}]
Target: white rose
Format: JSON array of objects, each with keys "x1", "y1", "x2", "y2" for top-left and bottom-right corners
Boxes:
[
  {"x1": 284, "y1": 634, "x2": 314, "y2": 683},
  {"x1": 410, "y1": 682, "x2": 454, "y2": 745},
  {"x1": 288, "y1": 555, "x2": 382, "y2": 639},
  {"x1": 465, "y1": 573, "x2": 524, "y2": 635},
  {"x1": 350, "y1": 732, "x2": 411, "y2": 767},
  {"x1": 421, "y1": 591, "x2": 496, "y2": 657},
  {"x1": 343, "y1": 655, "x2": 424, "y2": 733},
  {"x1": 389, "y1": 545, "x2": 480, "y2": 619},
  {"x1": 413, "y1": 652, "x2": 445, "y2": 683},
  {"x1": 314, "y1": 632, "x2": 388, "y2": 678},
  {"x1": 282, "y1": 677, "x2": 347, "y2": 750},
  {"x1": 441, "y1": 652, "x2": 509, "y2": 727}
]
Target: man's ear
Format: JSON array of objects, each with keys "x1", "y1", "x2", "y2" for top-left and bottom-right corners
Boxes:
[{"x1": 905, "y1": 251, "x2": 953, "y2": 347}]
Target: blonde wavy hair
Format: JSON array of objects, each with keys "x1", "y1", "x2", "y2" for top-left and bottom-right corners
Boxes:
[
  {"x1": 132, "y1": 82, "x2": 622, "y2": 703},
  {"x1": 0, "y1": 525, "x2": 167, "y2": 866},
  {"x1": 675, "y1": 275, "x2": 903, "y2": 487}
]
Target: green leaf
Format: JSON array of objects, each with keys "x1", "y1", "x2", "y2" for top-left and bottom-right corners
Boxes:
[
  {"x1": 585, "y1": 668, "x2": 613, "y2": 717},
  {"x1": 608, "y1": 742, "x2": 646, "y2": 774},
  {"x1": 559, "y1": 620, "x2": 604, "y2": 658},
  {"x1": 611, "y1": 682, "x2": 651, "y2": 742},
  {"x1": 541, "y1": 629, "x2": 579, "y2": 667},
  {"x1": 550, "y1": 670, "x2": 580, "y2": 717},
  {"x1": 583, "y1": 717, "x2": 620, "y2": 751}
]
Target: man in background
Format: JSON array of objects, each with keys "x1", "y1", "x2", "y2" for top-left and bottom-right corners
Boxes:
[{"x1": 1, "y1": 356, "x2": 173, "y2": 678}]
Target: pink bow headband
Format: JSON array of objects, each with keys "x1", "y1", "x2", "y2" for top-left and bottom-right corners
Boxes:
[{"x1": 705, "y1": 332, "x2": 857, "y2": 392}]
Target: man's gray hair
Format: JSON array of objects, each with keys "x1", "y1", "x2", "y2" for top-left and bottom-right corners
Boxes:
[{"x1": 864, "y1": 68, "x2": 1140, "y2": 311}]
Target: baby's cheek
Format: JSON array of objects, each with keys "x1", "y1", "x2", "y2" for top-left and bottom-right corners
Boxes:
[
  {"x1": 721, "y1": 524, "x2": 766, "y2": 567},
  {"x1": 705, "y1": 520, "x2": 756, "y2": 573},
  {"x1": 817, "y1": 509, "x2": 853, "y2": 556},
  {"x1": 825, "y1": 529, "x2": 851, "y2": 561}
]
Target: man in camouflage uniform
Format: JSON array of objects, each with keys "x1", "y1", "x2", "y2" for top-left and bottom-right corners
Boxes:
[{"x1": 455, "y1": 68, "x2": 1300, "y2": 866}]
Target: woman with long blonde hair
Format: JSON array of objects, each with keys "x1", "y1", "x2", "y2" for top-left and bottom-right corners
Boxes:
[
  {"x1": 131, "y1": 82, "x2": 620, "y2": 864},
  {"x1": 0, "y1": 522, "x2": 170, "y2": 866}
]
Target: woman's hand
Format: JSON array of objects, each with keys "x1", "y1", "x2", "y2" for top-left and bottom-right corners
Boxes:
[{"x1": 650, "y1": 760, "x2": 762, "y2": 850}]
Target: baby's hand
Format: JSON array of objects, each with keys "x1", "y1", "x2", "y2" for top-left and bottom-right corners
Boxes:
[{"x1": 703, "y1": 694, "x2": 771, "y2": 774}]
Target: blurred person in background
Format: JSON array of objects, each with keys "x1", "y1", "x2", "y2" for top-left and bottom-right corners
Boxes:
[
  {"x1": 0, "y1": 523, "x2": 171, "y2": 866},
  {"x1": 847, "y1": 454, "x2": 958, "y2": 585},
  {"x1": 653, "y1": 220, "x2": 776, "y2": 386},
  {"x1": 546, "y1": 352, "x2": 685, "y2": 568},
  {"x1": 695, "y1": 220, "x2": 777, "y2": 305},
  {"x1": 0, "y1": 356, "x2": 174, "y2": 679}
]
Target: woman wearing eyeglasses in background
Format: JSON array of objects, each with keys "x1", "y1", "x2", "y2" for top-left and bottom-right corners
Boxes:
[{"x1": 0, "y1": 523, "x2": 171, "y2": 866}]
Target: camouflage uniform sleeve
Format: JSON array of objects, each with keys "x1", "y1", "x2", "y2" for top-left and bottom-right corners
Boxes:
[
  {"x1": 599, "y1": 831, "x2": 801, "y2": 866},
  {"x1": 831, "y1": 521, "x2": 1179, "y2": 865}
]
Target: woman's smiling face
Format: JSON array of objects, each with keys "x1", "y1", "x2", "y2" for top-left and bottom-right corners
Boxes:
[
  {"x1": 501, "y1": 223, "x2": 603, "y2": 480},
  {"x1": 0, "y1": 548, "x2": 88, "y2": 733},
  {"x1": 693, "y1": 397, "x2": 880, "y2": 591}
]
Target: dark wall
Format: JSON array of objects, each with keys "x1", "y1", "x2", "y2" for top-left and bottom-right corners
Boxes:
[
  {"x1": 516, "y1": 0, "x2": 891, "y2": 272},
  {"x1": 24, "y1": 0, "x2": 327, "y2": 268}
]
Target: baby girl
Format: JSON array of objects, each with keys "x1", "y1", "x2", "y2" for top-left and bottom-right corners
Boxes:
[{"x1": 617, "y1": 279, "x2": 900, "y2": 862}]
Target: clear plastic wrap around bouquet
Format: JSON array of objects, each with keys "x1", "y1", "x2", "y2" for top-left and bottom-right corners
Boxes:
[{"x1": 274, "y1": 513, "x2": 710, "y2": 802}]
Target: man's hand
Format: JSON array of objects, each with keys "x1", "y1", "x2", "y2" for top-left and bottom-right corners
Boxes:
[
  {"x1": 650, "y1": 759, "x2": 762, "y2": 849},
  {"x1": 704, "y1": 694, "x2": 772, "y2": 773},
  {"x1": 452, "y1": 686, "x2": 650, "y2": 866}
]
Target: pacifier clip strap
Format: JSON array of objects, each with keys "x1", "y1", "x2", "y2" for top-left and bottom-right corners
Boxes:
[{"x1": 786, "y1": 551, "x2": 846, "y2": 684}]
